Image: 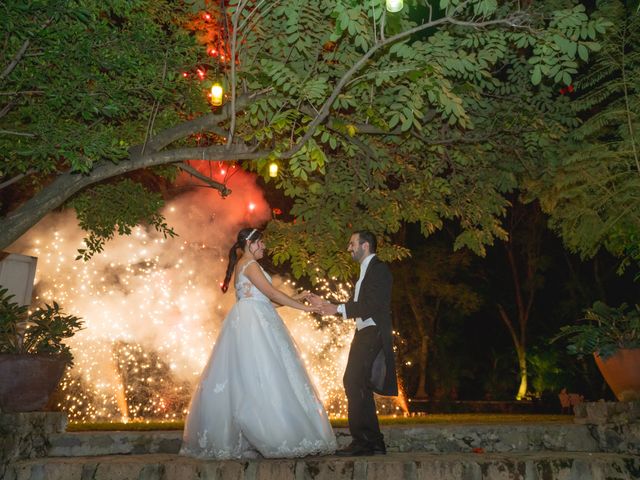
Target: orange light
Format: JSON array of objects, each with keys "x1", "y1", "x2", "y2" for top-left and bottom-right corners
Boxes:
[{"x1": 248, "y1": 203, "x2": 256, "y2": 211}]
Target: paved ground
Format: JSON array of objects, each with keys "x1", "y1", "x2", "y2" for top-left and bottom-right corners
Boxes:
[{"x1": 7, "y1": 451, "x2": 640, "y2": 480}]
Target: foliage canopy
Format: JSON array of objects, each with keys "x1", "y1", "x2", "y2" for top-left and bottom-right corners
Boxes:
[{"x1": 0, "y1": 0, "x2": 615, "y2": 279}]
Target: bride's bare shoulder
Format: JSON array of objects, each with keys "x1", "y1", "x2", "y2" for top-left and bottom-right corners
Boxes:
[{"x1": 235, "y1": 259, "x2": 257, "y2": 276}]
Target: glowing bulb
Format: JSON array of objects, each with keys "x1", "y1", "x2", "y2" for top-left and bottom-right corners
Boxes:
[
  {"x1": 269, "y1": 162, "x2": 278, "y2": 178},
  {"x1": 248, "y1": 202, "x2": 256, "y2": 211},
  {"x1": 386, "y1": 0, "x2": 403, "y2": 12},
  {"x1": 210, "y1": 83, "x2": 223, "y2": 106}
]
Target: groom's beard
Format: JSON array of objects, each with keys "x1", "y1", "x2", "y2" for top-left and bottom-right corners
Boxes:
[{"x1": 351, "y1": 246, "x2": 365, "y2": 263}]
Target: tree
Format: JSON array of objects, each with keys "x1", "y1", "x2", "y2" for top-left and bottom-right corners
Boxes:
[
  {"x1": 1, "y1": 0, "x2": 607, "y2": 279},
  {"x1": 393, "y1": 240, "x2": 481, "y2": 399},
  {"x1": 526, "y1": 0, "x2": 639, "y2": 274},
  {"x1": 495, "y1": 200, "x2": 548, "y2": 400}
]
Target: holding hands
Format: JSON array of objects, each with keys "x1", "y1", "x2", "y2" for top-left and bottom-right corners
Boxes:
[
  {"x1": 303, "y1": 293, "x2": 338, "y2": 316},
  {"x1": 289, "y1": 291, "x2": 338, "y2": 315}
]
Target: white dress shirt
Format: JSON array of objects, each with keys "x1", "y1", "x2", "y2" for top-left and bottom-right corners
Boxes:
[{"x1": 337, "y1": 253, "x2": 377, "y2": 330}]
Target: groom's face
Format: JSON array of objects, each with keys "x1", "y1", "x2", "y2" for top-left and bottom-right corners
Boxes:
[{"x1": 347, "y1": 234, "x2": 367, "y2": 263}]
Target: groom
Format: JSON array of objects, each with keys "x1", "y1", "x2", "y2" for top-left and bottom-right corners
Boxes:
[{"x1": 314, "y1": 230, "x2": 397, "y2": 456}]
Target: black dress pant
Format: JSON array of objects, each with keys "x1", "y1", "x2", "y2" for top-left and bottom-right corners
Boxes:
[{"x1": 343, "y1": 325, "x2": 384, "y2": 447}]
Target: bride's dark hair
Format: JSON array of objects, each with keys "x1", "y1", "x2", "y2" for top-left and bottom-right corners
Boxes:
[{"x1": 221, "y1": 227, "x2": 263, "y2": 293}]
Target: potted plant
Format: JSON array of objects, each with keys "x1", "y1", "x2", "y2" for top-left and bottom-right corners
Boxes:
[
  {"x1": 553, "y1": 301, "x2": 640, "y2": 402},
  {"x1": 0, "y1": 287, "x2": 83, "y2": 412}
]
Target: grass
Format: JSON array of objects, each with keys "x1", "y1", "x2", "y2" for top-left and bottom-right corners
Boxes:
[{"x1": 67, "y1": 414, "x2": 570, "y2": 432}]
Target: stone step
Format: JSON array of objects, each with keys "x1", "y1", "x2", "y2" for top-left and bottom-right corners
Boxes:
[
  {"x1": 47, "y1": 423, "x2": 600, "y2": 457},
  {"x1": 6, "y1": 452, "x2": 640, "y2": 480}
]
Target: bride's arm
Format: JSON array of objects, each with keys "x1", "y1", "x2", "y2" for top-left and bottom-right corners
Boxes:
[
  {"x1": 271, "y1": 290, "x2": 309, "y2": 309},
  {"x1": 243, "y1": 263, "x2": 317, "y2": 312}
]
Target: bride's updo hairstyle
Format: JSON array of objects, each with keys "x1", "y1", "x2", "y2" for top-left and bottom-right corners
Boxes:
[{"x1": 221, "y1": 227, "x2": 263, "y2": 293}]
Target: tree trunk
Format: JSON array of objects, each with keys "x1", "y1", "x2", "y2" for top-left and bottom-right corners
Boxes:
[
  {"x1": 498, "y1": 303, "x2": 528, "y2": 400},
  {"x1": 515, "y1": 344, "x2": 528, "y2": 400},
  {"x1": 414, "y1": 335, "x2": 429, "y2": 399}
]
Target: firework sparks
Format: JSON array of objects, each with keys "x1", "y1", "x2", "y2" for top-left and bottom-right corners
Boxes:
[
  {"x1": 12, "y1": 177, "x2": 407, "y2": 422},
  {"x1": 32, "y1": 228, "x2": 355, "y2": 421}
]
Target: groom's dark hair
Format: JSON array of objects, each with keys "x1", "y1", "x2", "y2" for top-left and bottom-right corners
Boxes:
[{"x1": 354, "y1": 230, "x2": 377, "y2": 253}]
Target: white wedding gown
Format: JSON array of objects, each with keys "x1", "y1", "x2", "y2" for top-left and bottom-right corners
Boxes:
[{"x1": 180, "y1": 260, "x2": 336, "y2": 459}]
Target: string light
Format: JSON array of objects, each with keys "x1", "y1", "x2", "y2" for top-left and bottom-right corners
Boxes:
[
  {"x1": 210, "y1": 83, "x2": 224, "y2": 106},
  {"x1": 386, "y1": 0, "x2": 403, "y2": 12},
  {"x1": 268, "y1": 162, "x2": 278, "y2": 178}
]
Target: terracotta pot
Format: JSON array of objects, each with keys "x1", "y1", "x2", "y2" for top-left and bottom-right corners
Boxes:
[
  {"x1": 594, "y1": 349, "x2": 640, "y2": 402},
  {"x1": 0, "y1": 354, "x2": 67, "y2": 412}
]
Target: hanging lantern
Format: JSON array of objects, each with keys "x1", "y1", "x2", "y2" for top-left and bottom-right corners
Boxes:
[
  {"x1": 210, "y1": 82, "x2": 224, "y2": 106},
  {"x1": 386, "y1": 0, "x2": 403, "y2": 13},
  {"x1": 268, "y1": 162, "x2": 278, "y2": 178}
]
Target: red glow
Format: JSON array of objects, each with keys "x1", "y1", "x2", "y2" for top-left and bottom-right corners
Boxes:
[
  {"x1": 196, "y1": 69, "x2": 205, "y2": 80},
  {"x1": 559, "y1": 84, "x2": 575, "y2": 95},
  {"x1": 203, "y1": 13, "x2": 211, "y2": 20},
  {"x1": 209, "y1": 49, "x2": 218, "y2": 57},
  {"x1": 220, "y1": 169, "x2": 226, "y2": 175},
  {"x1": 248, "y1": 203, "x2": 256, "y2": 212},
  {"x1": 182, "y1": 72, "x2": 189, "y2": 78}
]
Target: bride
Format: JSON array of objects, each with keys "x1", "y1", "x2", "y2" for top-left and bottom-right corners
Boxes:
[{"x1": 180, "y1": 227, "x2": 337, "y2": 459}]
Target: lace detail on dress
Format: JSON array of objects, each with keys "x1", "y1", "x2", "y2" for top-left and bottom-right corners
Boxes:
[
  {"x1": 235, "y1": 260, "x2": 271, "y2": 304},
  {"x1": 180, "y1": 430, "x2": 335, "y2": 459}
]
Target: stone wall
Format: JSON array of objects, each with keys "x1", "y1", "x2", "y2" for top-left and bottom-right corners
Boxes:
[
  {"x1": 574, "y1": 400, "x2": 640, "y2": 454},
  {"x1": 0, "y1": 412, "x2": 67, "y2": 479}
]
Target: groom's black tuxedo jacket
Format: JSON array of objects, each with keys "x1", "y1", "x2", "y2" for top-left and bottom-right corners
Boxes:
[{"x1": 343, "y1": 256, "x2": 398, "y2": 396}]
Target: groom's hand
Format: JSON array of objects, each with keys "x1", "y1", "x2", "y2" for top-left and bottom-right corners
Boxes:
[
  {"x1": 306, "y1": 293, "x2": 325, "y2": 307},
  {"x1": 319, "y1": 303, "x2": 338, "y2": 316}
]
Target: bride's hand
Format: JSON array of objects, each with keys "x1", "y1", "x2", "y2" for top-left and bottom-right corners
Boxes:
[
  {"x1": 305, "y1": 293, "x2": 326, "y2": 307},
  {"x1": 302, "y1": 304, "x2": 322, "y2": 313},
  {"x1": 292, "y1": 290, "x2": 310, "y2": 301}
]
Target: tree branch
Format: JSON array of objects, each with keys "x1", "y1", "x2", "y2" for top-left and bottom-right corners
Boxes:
[
  {"x1": 0, "y1": 143, "x2": 269, "y2": 250},
  {"x1": 130, "y1": 93, "x2": 258, "y2": 155},
  {"x1": 141, "y1": 50, "x2": 169, "y2": 155},
  {"x1": 1, "y1": 39, "x2": 30, "y2": 81},
  {"x1": 0, "y1": 129, "x2": 35, "y2": 137},
  {"x1": 0, "y1": 96, "x2": 18, "y2": 119},
  {"x1": 178, "y1": 163, "x2": 231, "y2": 196},
  {"x1": 226, "y1": 0, "x2": 252, "y2": 147},
  {"x1": 1, "y1": 17, "x2": 54, "y2": 81},
  {"x1": 497, "y1": 303, "x2": 521, "y2": 351},
  {"x1": 280, "y1": 9, "x2": 527, "y2": 160},
  {"x1": 0, "y1": 170, "x2": 34, "y2": 191}
]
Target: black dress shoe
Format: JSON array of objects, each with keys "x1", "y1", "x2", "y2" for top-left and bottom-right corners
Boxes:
[
  {"x1": 335, "y1": 443, "x2": 374, "y2": 457},
  {"x1": 372, "y1": 443, "x2": 386, "y2": 455}
]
